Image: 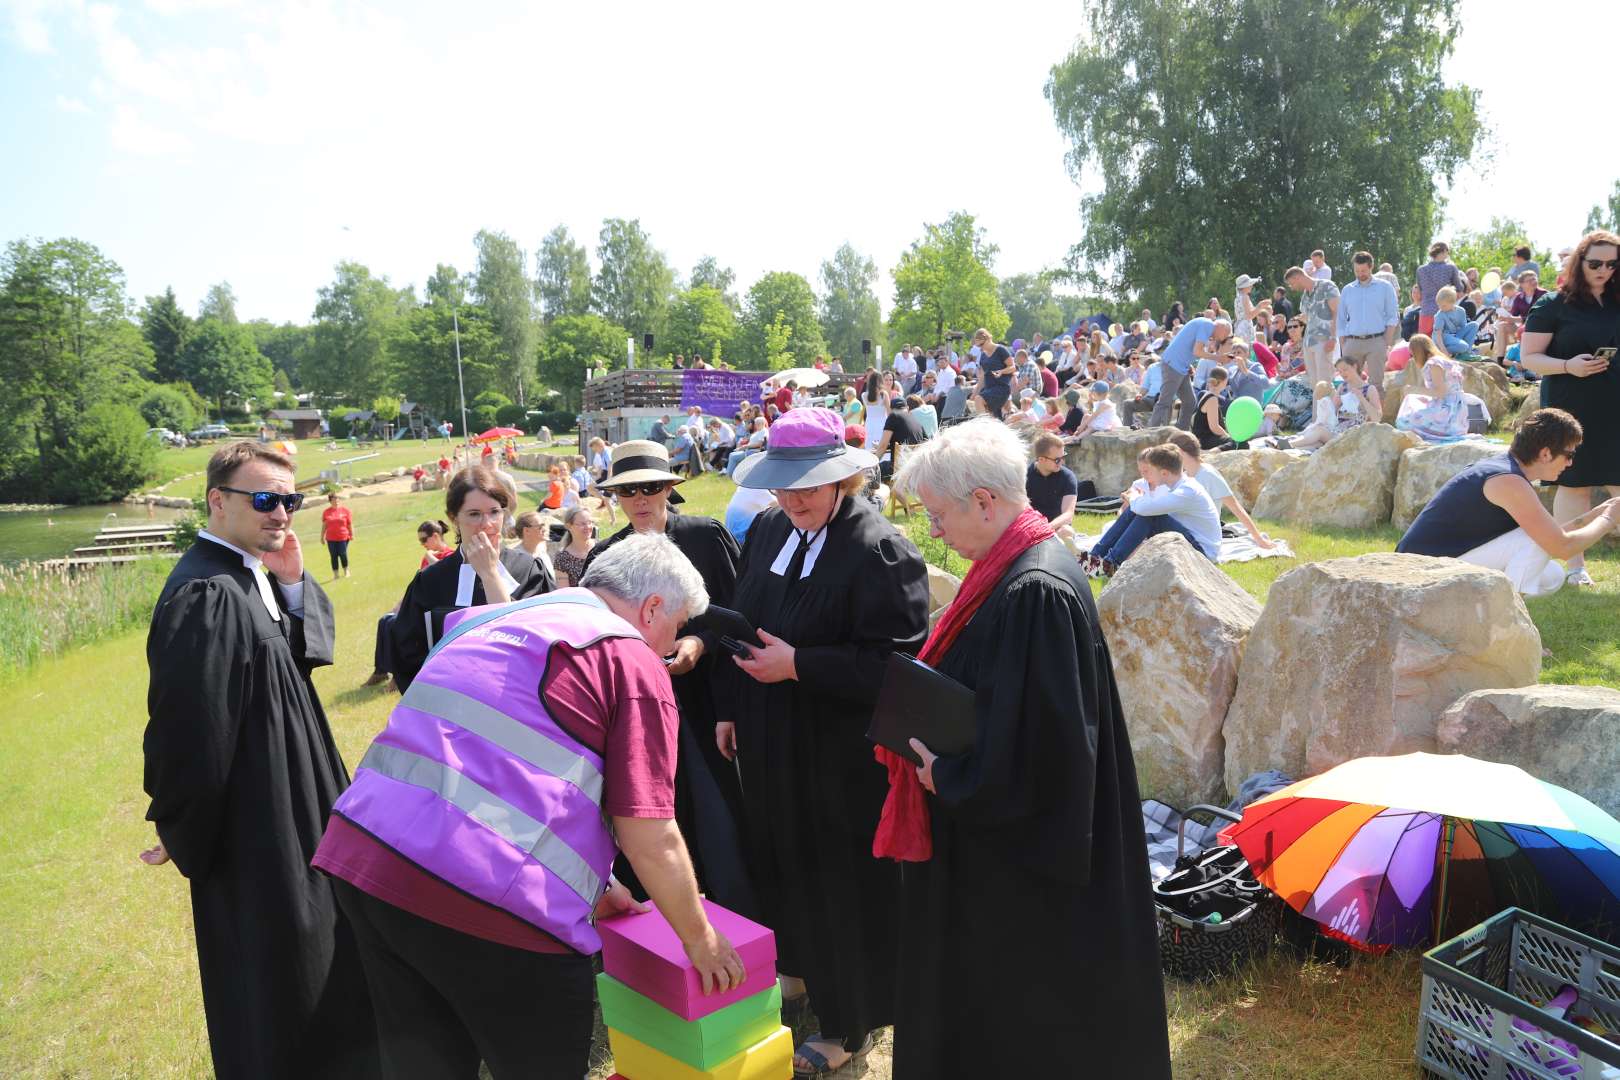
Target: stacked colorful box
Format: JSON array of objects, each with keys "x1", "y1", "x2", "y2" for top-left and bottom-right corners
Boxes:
[{"x1": 599, "y1": 898, "x2": 791, "y2": 1080}]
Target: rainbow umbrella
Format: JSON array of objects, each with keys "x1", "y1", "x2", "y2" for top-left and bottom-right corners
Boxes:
[{"x1": 1225, "y1": 753, "x2": 1620, "y2": 950}]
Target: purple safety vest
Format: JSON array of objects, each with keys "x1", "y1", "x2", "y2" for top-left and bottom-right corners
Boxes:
[{"x1": 332, "y1": 589, "x2": 640, "y2": 954}]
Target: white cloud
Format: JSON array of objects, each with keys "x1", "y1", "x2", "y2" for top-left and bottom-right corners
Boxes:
[
  {"x1": 86, "y1": 2, "x2": 191, "y2": 103},
  {"x1": 3, "y1": 0, "x2": 58, "y2": 51},
  {"x1": 55, "y1": 93, "x2": 89, "y2": 112},
  {"x1": 108, "y1": 102, "x2": 191, "y2": 156}
]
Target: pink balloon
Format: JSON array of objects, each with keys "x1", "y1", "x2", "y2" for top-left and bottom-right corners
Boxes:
[{"x1": 1386, "y1": 342, "x2": 1412, "y2": 372}]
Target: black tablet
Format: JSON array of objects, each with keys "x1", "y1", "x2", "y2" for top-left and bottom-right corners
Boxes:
[
  {"x1": 700, "y1": 604, "x2": 764, "y2": 654},
  {"x1": 866, "y1": 652, "x2": 977, "y2": 765}
]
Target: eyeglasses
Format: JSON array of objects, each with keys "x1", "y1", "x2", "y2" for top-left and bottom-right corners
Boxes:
[
  {"x1": 609, "y1": 483, "x2": 670, "y2": 498},
  {"x1": 1584, "y1": 258, "x2": 1619, "y2": 271},
  {"x1": 1041, "y1": 454, "x2": 1064, "y2": 464},
  {"x1": 218, "y1": 486, "x2": 304, "y2": 513}
]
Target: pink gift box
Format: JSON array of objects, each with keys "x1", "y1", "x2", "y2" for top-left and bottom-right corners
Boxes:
[{"x1": 598, "y1": 899, "x2": 778, "y2": 1022}]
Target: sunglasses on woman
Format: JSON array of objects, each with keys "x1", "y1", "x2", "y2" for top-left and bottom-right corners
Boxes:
[
  {"x1": 219, "y1": 486, "x2": 305, "y2": 513},
  {"x1": 1584, "y1": 258, "x2": 1619, "y2": 270},
  {"x1": 610, "y1": 483, "x2": 670, "y2": 497}
]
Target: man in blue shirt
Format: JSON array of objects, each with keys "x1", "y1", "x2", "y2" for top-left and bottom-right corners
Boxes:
[
  {"x1": 1149, "y1": 316, "x2": 1229, "y2": 430},
  {"x1": 1336, "y1": 250, "x2": 1400, "y2": 387}
]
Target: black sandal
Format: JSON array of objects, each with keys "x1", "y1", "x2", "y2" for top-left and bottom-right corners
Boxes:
[{"x1": 793, "y1": 1032, "x2": 874, "y2": 1077}]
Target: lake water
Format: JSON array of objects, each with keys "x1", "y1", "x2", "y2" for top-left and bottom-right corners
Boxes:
[{"x1": 0, "y1": 503, "x2": 186, "y2": 564}]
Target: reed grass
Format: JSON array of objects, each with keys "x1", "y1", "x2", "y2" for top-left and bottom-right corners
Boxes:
[{"x1": 0, "y1": 557, "x2": 174, "y2": 682}]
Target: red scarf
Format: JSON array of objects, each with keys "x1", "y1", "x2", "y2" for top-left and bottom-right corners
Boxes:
[{"x1": 872, "y1": 507, "x2": 1054, "y2": 862}]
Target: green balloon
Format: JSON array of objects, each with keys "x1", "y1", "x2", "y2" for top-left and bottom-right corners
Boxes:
[{"x1": 1225, "y1": 396, "x2": 1263, "y2": 443}]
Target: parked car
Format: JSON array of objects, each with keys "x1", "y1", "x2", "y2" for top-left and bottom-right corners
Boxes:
[
  {"x1": 189, "y1": 423, "x2": 232, "y2": 440},
  {"x1": 145, "y1": 427, "x2": 187, "y2": 447}
]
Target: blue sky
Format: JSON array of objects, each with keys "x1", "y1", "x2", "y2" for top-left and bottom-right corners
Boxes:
[{"x1": 3, "y1": 0, "x2": 1616, "y2": 325}]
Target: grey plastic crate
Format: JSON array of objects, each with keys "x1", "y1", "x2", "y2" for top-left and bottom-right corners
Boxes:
[{"x1": 1417, "y1": 907, "x2": 1620, "y2": 1079}]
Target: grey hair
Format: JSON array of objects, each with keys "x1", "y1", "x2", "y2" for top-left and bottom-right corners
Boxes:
[
  {"x1": 1213, "y1": 317, "x2": 1232, "y2": 332},
  {"x1": 579, "y1": 532, "x2": 709, "y2": 619},
  {"x1": 893, "y1": 418, "x2": 1029, "y2": 509}
]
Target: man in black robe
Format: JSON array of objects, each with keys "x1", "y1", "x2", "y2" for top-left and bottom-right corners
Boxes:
[{"x1": 142, "y1": 442, "x2": 378, "y2": 1079}]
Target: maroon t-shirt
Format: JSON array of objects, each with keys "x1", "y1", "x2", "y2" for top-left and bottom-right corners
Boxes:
[
  {"x1": 1040, "y1": 367, "x2": 1059, "y2": 398},
  {"x1": 313, "y1": 634, "x2": 679, "y2": 953}
]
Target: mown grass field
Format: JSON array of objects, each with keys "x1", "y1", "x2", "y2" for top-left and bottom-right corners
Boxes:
[{"x1": 1, "y1": 473, "x2": 1615, "y2": 1077}]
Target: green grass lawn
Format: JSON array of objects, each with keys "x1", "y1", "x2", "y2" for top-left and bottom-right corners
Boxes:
[
  {"x1": 1, "y1": 474, "x2": 1615, "y2": 1077},
  {"x1": 147, "y1": 433, "x2": 577, "y2": 502}
]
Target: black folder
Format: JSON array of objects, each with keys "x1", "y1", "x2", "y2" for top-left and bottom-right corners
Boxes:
[{"x1": 866, "y1": 652, "x2": 977, "y2": 766}]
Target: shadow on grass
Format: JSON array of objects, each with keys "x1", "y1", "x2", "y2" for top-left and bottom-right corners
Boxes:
[
  {"x1": 326, "y1": 679, "x2": 396, "y2": 711},
  {"x1": 1167, "y1": 948, "x2": 1422, "y2": 1079}
]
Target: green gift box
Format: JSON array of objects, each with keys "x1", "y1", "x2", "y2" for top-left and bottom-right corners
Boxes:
[{"x1": 597, "y1": 973, "x2": 782, "y2": 1070}]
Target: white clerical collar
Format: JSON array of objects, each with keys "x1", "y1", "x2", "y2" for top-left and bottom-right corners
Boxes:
[
  {"x1": 198, "y1": 530, "x2": 303, "y2": 621},
  {"x1": 454, "y1": 553, "x2": 524, "y2": 607},
  {"x1": 770, "y1": 520, "x2": 832, "y2": 580}
]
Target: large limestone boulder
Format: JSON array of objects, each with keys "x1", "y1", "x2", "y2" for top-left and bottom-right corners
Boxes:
[
  {"x1": 926, "y1": 564, "x2": 961, "y2": 615},
  {"x1": 1202, "y1": 448, "x2": 1309, "y2": 512},
  {"x1": 1437, "y1": 685, "x2": 1620, "y2": 818},
  {"x1": 1108, "y1": 381, "x2": 1142, "y2": 406},
  {"x1": 1390, "y1": 441, "x2": 1503, "y2": 531},
  {"x1": 1065, "y1": 425, "x2": 1179, "y2": 497},
  {"x1": 1252, "y1": 423, "x2": 1423, "y2": 528},
  {"x1": 1460, "y1": 362, "x2": 1511, "y2": 424},
  {"x1": 1223, "y1": 553, "x2": 1542, "y2": 793},
  {"x1": 1099, "y1": 533, "x2": 1262, "y2": 806},
  {"x1": 1511, "y1": 388, "x2": 1540, "y2": 430}
]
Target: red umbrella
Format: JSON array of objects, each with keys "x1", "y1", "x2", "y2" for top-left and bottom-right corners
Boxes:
[{"x1": 471, "y1": 426, "x2": 522, "y2": 443}]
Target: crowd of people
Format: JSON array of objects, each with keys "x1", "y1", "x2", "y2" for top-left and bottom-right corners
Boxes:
[{"x1": 136, "y1": 229, "x2": 1616, "y2": 1080}]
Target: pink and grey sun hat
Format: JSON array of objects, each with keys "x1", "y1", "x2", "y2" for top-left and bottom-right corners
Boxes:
[{"x1": 734, "y1": 407, "x2": 877, "y2": 491}]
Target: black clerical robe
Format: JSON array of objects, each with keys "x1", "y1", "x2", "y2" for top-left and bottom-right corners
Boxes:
[
  {"x1": 892, "y1": 537, "x2": 1170, "y2": 1079},
  {"x1": 716, "y1": 497, "x2": 929, "y2": 1043},
  {"x1": 388, "y1": 544, "x2": 553, "y2": 692},
  {"x1": 143, "y1": 537, "x2": 378, "y2": 1079},
  {"x1": 583, "y1": 512, "x2": 757, "y2": 919}
]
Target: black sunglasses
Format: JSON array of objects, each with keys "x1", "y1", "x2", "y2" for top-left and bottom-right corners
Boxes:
[
  {"x1": 219, "y1": 486, "x2": 305, "y2": 513},
  {"x1": 609, "y1": 483, "x2": 670, "y2": 498},
  {"x1": 1584, "y1": 258, "x2": 1619, "y2": 271}
]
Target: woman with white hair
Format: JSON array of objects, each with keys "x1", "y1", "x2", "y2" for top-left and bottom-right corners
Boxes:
[
  {"x1": 882, "y1": 419, "x2": 1169, "y2": 1079},
  {"x1": 315, "y1": 533, "x2": 747, "y2": 1078},
  {"x1": 712, "y1": 407, "x2": 929, "y2": 1077}
]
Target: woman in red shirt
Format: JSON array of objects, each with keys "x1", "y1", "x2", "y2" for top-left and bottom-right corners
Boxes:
[{"x1": 320, "y1": 493, "x2": 354, "y2": 580}]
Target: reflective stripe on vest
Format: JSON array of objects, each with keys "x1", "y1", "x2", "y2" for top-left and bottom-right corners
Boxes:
[
  {"x1": 356, "y1": 741, "x2": 603, "y2": 906},
  {"x1": 400, "y1": 679, "x2": 604, "y2": 804}
]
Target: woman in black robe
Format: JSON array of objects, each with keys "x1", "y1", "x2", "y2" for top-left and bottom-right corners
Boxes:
[
  {"x1": 390, "y1": 466, "x2": 552, "y2": 692},
  {"x1": 887, "y1": 418, "x2": 1170, "y2": 1079},
  {"x1": 713, "y1": 408, "x2": 929, "y2": 1076},
  {"x1": 580, "y1": 440, "x2": 756, "y2": 920}
]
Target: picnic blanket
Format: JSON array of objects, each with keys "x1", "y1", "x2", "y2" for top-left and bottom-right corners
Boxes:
[
  {"x1": 1143, "y1": 770, "x2": 1294, "y2": 882},
  {"x1": 1074, "y1": 530, "x2": 1295, "y2": 564}
]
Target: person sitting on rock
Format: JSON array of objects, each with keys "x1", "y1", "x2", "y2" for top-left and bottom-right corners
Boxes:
[
  {"x1": 1080, "y1": 444, "x2": 1222, "y2": 577},
  {"x1": 1395, "y1": 408, "x2": 1619, "y2": 595},
  {"x1": 1068, "y1": 381, "x2": 1122, "y2": 439}
]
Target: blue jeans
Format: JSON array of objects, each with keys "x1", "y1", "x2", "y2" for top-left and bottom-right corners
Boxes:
[{"x1": 1091, "y1": 507, "x2": 1210, "y2": 563}]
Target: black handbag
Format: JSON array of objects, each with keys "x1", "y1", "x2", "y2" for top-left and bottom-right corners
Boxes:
[{"x1": 1153, "y1": 804, "x2": 1283, "y2": 982}]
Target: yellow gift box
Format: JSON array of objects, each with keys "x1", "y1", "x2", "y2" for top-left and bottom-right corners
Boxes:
[{"x1": 608, "y1": 1023, "x2": 792, "y2": 1080}]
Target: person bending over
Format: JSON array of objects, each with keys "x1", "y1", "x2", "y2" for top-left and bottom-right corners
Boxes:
[
  {"x1": 1081, "y1": 444, "x2": 1221, "y2": 576},
  {"x1": 1396, "y1": 408, "x2": 1618, "y2": 594}
]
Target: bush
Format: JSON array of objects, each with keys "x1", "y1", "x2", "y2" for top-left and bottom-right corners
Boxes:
[
  {"x1": 44, "y1": 404, "x2": 159, "y2": 503},
  {"x1": 170, "y1": 507, "x2": 206, "y2": 552},
  {"x1": 470, "y1": 405, "x2": 500, "y2": 433},
  {"x1": 139, "y1": 384, "x2": 200, "y2": 433},
  {"x1": 328, "y1": 413, "x2": 351, "y2": 439},
  {"x1": 529, "y1": 409, "x2": 576, "y2": 435},
  {"x1": 472, "y1": 389, "x2": 512, "y2": 412},
  {"x1": 494, "y1": 403, "x2": 527, "y2": 428}
]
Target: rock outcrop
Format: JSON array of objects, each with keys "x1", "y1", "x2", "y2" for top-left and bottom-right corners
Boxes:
[
  {"x1": 1098, "y1": 533, "x2": 1262, "y2": 806},
  {"x1": 1223, "y1": 553, "x2": 1542, "y2": 793}
]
